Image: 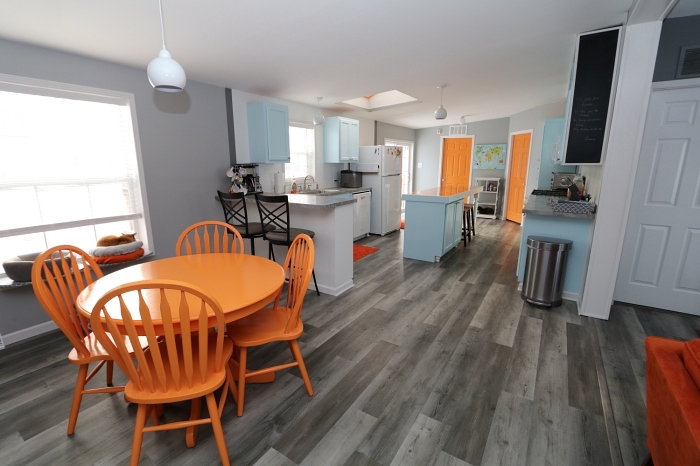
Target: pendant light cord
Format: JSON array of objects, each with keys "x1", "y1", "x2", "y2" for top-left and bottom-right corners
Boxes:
[{"x1": 158, "y1": 0, "x2": 166, "y2": 50}]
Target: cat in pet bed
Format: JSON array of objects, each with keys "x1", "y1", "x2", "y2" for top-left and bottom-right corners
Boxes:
[{"x1": 96, "y1": 233, "x2": 137, "y2": 247}]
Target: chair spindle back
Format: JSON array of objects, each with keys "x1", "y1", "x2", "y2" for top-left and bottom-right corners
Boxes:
[
  {"x1": 90, "y1": 280, "x2": 227, "y2": 393},
  {"x1": 282, "y1": 234, "x2": 315, "y2": 333},
  {"x1": 175, "y1": 221, "x2": 244, "y2": 256},
  {"x1": 31, "y1": 245, "x2": 104, "y2": 358}
]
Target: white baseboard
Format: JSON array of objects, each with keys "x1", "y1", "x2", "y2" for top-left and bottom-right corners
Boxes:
[
  {"x1": 315, "y1": 280, "x2": 354, "y2": 297},
  {"x1": 3, "y1": 320, "x2": 58, "y2": 346}
]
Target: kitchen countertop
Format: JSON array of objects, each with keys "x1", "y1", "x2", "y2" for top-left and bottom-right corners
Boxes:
[
  {"x1": 218, "y1": 193, "x2": 356, "y2": 210},
  {"x1": 523, "y1": 194, "x2": 596, "y2": 219},
  {"x1": 249, "y1": 192, "x2": 357, "y2": 209},
  {"x1": 403, "y1": 186, "x2": 482, "y2": 204}
]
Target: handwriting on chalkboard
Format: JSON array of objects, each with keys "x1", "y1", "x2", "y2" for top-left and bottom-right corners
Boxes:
[{"x1": 564, "y1": 28, "x2": 620, "y2": 164}]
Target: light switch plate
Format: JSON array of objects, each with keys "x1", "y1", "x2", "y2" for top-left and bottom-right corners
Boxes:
[
  {"x1": 436, "y1": 129, "x2": 442, "y2": 134},
  {"x1": 418, "y1": 163, "x2": 423, "y2": 168}
]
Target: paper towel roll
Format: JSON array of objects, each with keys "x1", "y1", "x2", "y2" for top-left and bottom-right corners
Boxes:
[{"x1": 274, "y1": 172, "x2": 284, "y2": 194}]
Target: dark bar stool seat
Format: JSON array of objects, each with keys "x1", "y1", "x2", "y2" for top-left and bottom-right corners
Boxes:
[
  {"x1": 462, "y1": 201, "x2": 476, "y2": 246},
  {"x1": 217, "y1": 190, "x2": 274, "y2": 256},
  {"x1": 255, "y1": 193, "x2": 320, "y2": 296}
]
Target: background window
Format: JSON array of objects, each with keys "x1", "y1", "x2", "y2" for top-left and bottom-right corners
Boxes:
[
  {"x1": 285, "y1": 124, "x2": 315, "y2": 181},
  {"x1": 0, "y1": 77, "x2": 150, "y2": 276}
]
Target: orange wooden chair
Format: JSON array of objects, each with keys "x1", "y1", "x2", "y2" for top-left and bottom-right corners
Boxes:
[
  {"x1": 226, "y1": 234, "x2": 315, "y2": 416},
  {"x1": 31, "y1": 245, "x2": 149, "y2": 435},
  {"x1": 175, "y1": 220, "x2": 244, "y2": 256},
  {"x1": 90, "y1": 279, "x2": 236, "y2": 466}
]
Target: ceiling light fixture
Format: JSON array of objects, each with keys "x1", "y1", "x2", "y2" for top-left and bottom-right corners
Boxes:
[
  {"x1": 147, "y1": 0, "x2": 186, "y2": 92},
  {"x1": 459, "y1": 115, "x2": 468, "y2": 125},
  {"x1": 313, "y1": 97, "x2": 325, "y2": 125},
  {"x1": 434, "y1": 85, "x2": 447, "y2": 120}
]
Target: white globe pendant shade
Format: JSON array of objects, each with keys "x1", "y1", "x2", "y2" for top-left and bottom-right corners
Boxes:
[
  {"x1": 147, "y1": 48, "x2": 186, "y2": 92},
  {"x1": 434, "y1": 104, "x2": 447, "y2": 120},
  {"x1": 313, "y1": 97, "x2": 325, "y2": 125},
  {"x1": 434, "y1": 85, "x2": 447, "y2": 120}
]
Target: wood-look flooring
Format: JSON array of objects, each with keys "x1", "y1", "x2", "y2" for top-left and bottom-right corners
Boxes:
[{"x1": 2, "y1": 219, "x2": 699, "y2": 465}]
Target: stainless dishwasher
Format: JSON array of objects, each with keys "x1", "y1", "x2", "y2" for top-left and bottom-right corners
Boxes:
[{"x1": 353, "y1": 190, "x2": 371, "y2": 240}]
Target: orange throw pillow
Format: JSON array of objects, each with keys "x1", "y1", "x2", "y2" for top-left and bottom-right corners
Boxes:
[
  {"x1": 683, "y1": 339, "x2": 700, "y2": 390},
  {"x1": 93, "y1": 248, "x2": 145, "y2": 264}
]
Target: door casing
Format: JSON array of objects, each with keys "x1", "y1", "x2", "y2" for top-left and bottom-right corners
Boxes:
[{"x1": 503, "y1": 130, "x2": 533, "y2": 223}]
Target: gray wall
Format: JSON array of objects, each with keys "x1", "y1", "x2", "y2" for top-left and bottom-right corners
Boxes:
[
  {"x1": 0, "y1": 38, "x2": 230, "y2": 338},
  {"x1": 413, "y1": 117, "x2": 510, "y2": 197},
  {"x1": 375, "y1": 122, "x2": 416, "y2": 146},
  {"x1": 508, "y1": 101, "x2": 566, "y2": 197},
  {"x1": 653, "y1": 15, "x2": 700, "y2": 82}
]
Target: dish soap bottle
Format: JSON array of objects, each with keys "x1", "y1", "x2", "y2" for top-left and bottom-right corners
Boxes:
[{"x1": 291, "y1": 181, "x2": 297, "y2": 194}]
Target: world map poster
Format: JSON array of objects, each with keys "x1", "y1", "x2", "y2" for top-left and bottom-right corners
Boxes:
[{"x1": 473, "y1": 144, "x2": 507, "y2": 169}]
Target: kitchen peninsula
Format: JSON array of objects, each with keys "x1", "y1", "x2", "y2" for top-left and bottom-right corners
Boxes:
[
  {"x1": 402, "y1": 186, "x2": 482, "y2": 262},
  {"x1": 517, "y1": 195, "x2": 596, "y2": 304},
  {"x1": 221, "y1": 193, "x2": 356, "y2": 296}
]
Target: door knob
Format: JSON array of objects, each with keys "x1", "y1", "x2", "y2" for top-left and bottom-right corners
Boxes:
[{"x1": 441, "y1": 178, "x2": 445, "y2": 181}]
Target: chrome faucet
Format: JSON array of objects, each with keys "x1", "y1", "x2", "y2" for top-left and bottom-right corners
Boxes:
[{"x1": 302, "y1": 175, "x2": 315, "y2": 191}]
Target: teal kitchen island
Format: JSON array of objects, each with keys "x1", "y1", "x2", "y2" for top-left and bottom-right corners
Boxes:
[{"x1": 402, "y1": 186, "x2": 482, "y2": 262}]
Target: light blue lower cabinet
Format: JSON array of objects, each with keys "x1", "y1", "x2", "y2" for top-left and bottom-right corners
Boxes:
[{"x1": 403, "y1": 198, "x2": 464, "y2": 262}]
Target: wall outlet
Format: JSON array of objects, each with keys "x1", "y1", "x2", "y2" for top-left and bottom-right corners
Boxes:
[
  {"x1": 0, "y1": 333, "x2": 5, "y2": 350},
  {"x1": 418, "y1": 163, "x2": 423, "y2": 168}
]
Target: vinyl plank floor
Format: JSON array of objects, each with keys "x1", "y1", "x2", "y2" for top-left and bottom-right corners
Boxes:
[{"x1": 4, "y1": 220, "x2": 695, "y2": 466}]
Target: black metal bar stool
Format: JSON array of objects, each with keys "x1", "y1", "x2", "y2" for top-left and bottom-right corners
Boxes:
[
  {"x1": 255, "y1": 193, "x2": 320, "y2": 296},
  {"x1": 217, "y1": 190, "x2": 274, "y2": 256}
]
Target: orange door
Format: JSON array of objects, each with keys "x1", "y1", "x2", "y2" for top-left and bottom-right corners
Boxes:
[
  {"x1": 506, "y1": 132, "x2": 531, "y2": 224},
  {"x1": 441, "y1": 137, "x2": 473, "y2": 196}
]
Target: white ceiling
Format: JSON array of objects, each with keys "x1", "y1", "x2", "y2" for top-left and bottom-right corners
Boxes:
[{"x1": 0, "y1": 0, "x2": 688, "y2": 129}]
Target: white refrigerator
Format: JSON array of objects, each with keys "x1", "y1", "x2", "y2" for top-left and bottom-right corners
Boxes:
[{"x1": 354, "y1": 146, "x2": 402, "y2": 235}]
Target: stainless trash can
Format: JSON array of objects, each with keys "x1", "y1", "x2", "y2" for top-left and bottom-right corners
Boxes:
[{"x1": 521, "y1": 236, "x2": 573, "y2": 307}]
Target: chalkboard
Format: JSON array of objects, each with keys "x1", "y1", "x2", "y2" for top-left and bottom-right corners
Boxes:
[{"x1": 563, "y1": 27, "x2": 621, "y2": 164}]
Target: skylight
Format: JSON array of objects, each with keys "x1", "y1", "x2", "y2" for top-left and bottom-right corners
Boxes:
[{"x1": 341, "y1": 90, "x2": 419, "y2": 112}]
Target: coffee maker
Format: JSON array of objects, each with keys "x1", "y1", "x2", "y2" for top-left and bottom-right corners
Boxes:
[{"x1": 233, "y1": 164, "x2": 262, "y2": 193}]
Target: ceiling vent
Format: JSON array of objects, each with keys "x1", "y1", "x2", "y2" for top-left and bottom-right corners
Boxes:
[
  {"x1": 676, "y1": 45, "x2": 700, "y2": 79},
  {"x1": 449, "y1": 125, "x2": 468, "y2": 136}
]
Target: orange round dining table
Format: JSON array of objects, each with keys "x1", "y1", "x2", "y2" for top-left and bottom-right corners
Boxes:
[{"x1": 76, "y1": 253, "x2": 286, "y2": 333}]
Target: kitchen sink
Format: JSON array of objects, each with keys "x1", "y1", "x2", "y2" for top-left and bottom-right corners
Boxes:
[
  {"x1": 321, "y1": 189, "x2": 342, "y2": 193},
  {"x1": 295, "y1": 189, "x2": 323, "y2": 194}
]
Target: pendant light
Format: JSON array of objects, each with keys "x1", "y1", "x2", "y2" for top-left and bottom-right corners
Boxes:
[
  {"x1": 313, "y1": 97, "x2": 325, "y2": 125},
  {"x1": 434, "y1": 85, "x2": 447, "y2": 120},
  {"x1": 147, "y1": 0, "x2": 186, "y2": 92}
]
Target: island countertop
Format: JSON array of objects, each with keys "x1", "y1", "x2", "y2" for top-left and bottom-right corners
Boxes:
[
  {"x1": 402, "y1": 186, "x2": 482, "y2": 204},
  {"x1": 523, "y1": 195, "x2": 596, "y2": 219}
]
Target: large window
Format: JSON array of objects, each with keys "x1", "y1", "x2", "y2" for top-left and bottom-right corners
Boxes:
[
  {"x1": 284, "y1": 123, "x2": 315, "y2": 181},
  {"x1": 0, "y1": 75, "x2": 150, "y2": 276}
]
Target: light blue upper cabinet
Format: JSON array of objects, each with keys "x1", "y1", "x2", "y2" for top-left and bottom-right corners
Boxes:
[
  {"x1": 324, "y1": 116, "x2": 359, "y2": 163},
  {"x1": 247, "y1": 102, "x2": 290, "y2": 163}
]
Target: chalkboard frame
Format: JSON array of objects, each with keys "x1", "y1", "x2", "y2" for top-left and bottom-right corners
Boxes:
[{"x1": 562, "y1": 26, "x2": 622, "y2": 165}]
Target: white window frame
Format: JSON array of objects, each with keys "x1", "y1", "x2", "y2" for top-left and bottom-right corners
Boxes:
[
  {"x1": 285, "y1": 121, "x2": 316, "y2": 184},
  {"x1": 0, "y1": 73, "x2": 154, "y2": 276}
]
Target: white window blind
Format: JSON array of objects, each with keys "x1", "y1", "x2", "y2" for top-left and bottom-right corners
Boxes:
[
  {"x1": 284, "y1": 123, "x2": 315, "y2": 181},
  {"x1": 0, "y1": 77, "x2": 149, "y2": 275}
]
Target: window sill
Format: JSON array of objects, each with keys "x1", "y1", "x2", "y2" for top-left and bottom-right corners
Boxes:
[{"x1": 0, "y1": 250, "x2": 154, "y2": 291}]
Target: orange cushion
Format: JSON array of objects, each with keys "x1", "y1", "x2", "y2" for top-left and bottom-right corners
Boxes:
[
  {"x1": 684, "y1": 339, "x2": 700, "y2": 390},
  {"x1": 93, "y1": 248, "x2": 145, "y2": 264}
]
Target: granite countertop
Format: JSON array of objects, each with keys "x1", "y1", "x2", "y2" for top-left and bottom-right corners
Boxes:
[
  {"x1": 228, "y1": 192, "x2": 356, "y2": 209},
  {"x1": 523, "y1": 195, "x2": 596, "y2": 219}
]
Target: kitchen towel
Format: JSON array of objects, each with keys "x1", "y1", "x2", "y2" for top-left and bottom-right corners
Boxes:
[{"x1": 274, "y1": 172, "x2": 284, "y2": 194}]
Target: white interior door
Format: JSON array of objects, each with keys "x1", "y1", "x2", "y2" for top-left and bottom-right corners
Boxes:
[{"x1": 614, "y1": 84, "x2": 700, "y2": 315}]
